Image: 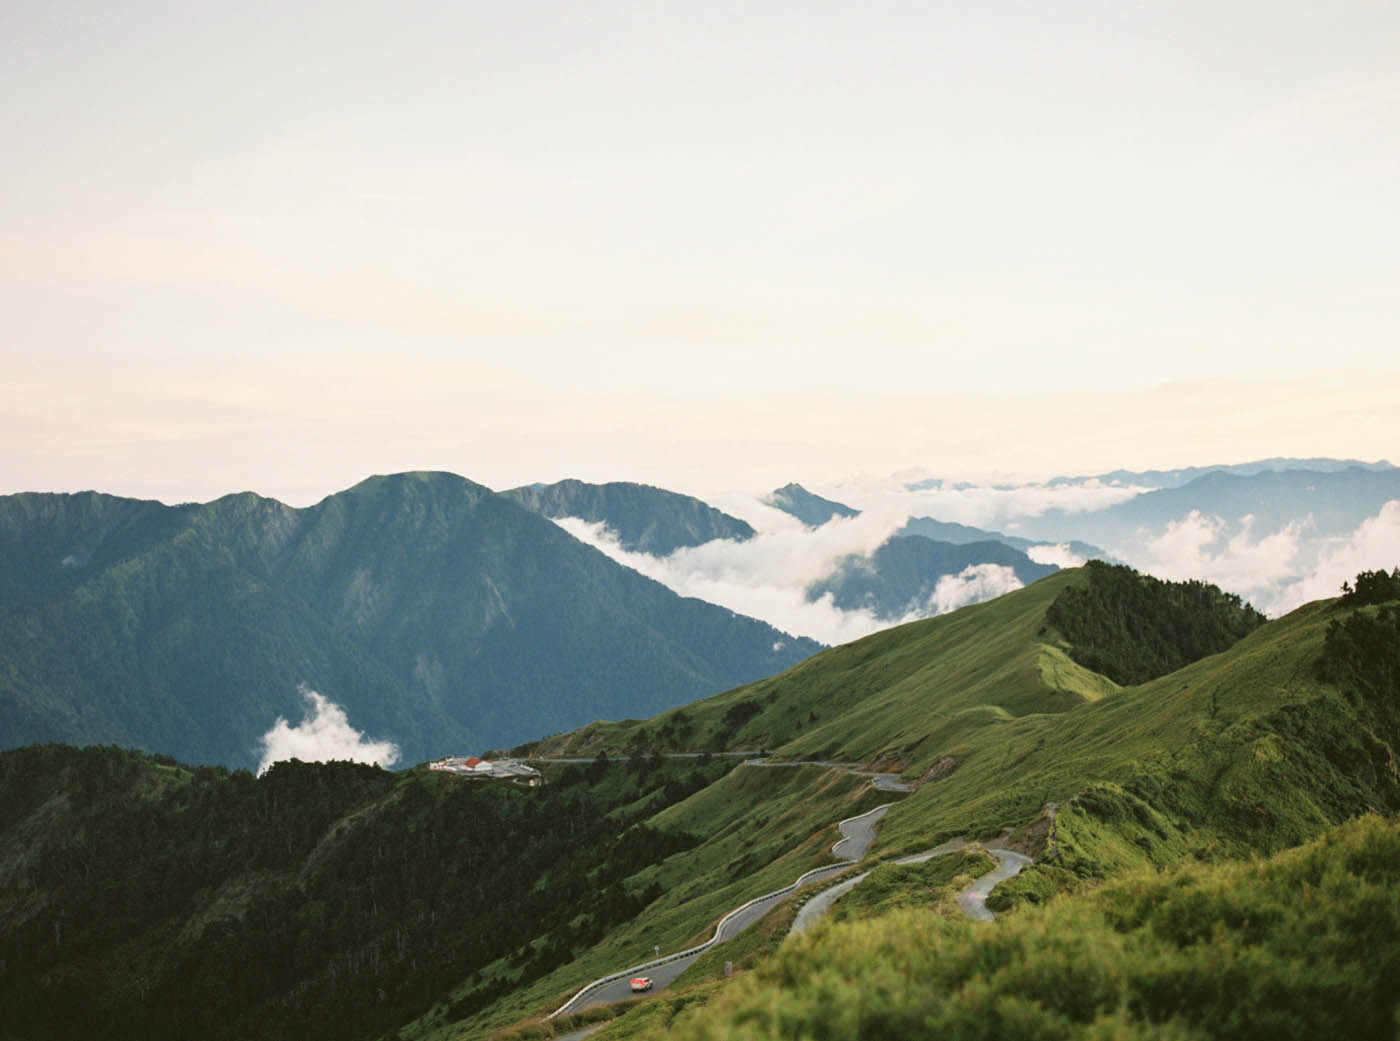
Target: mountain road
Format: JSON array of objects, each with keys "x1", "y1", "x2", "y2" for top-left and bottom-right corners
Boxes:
[{"x1": 549, "y1": 804, "x2": 891, "y2": 1017}]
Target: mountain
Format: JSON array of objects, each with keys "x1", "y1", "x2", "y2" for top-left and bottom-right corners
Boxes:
[
  {"x1": 0, "y1": 473, "x2": 820, "y2": 769},
  {"x1": 6, "y1": 563, "x2": 1397, "y2": 1041},
  {"x1": 0, "y1": 746, "x2": 732, "y2": 1041},
  {"x1": 806, "y1": 535, "x2": 1058, "y2": 621},
  {"x1": 764, "y1": 483, "x2": 860, "y2": 526},
  {"x1": 503, "y1": 479, "x2": 754, "y2": 555},
  {"x1": 896, "y1": 515, "x2": 1107, "y2": 562},
  {"x1": 1047, "y1": 456, "x2": 1396, "y2": 490},
  {"x1": 1016, "y1": 465, "x2": 1400, "y2": 546}
]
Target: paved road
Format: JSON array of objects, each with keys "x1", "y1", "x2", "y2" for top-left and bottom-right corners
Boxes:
[
  {"x1": 741, "y1": 759, "x2": 914, "y2": 792},
  {"x1": 527, "y1": 752, "x2": 756, "y2": 763},
  {"x1": 526, "y1": 753, "x2": 915, "y2": 792},
  {"x1": 956, "y1": 848, "x2": 1032, "y2": 921},
  {"x1": 552, "y1": 804, "x2": 891, "y2": 1016},
  {"x1": 790, "y1": 840, "x2": 1030, "y2": 935}
]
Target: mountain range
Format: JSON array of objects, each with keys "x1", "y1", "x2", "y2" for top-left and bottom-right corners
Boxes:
[
  {"x1": 1016, "y1": 465, "x2": 1400, "y2": 546},
  {"x1": 0, "y1": 472, "x2": 818, "y2": 769},
  {"x1": 1047, "y1": 456, "x2": 1396, "y2": 490}
]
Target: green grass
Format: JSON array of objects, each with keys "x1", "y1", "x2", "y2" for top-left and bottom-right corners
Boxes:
[
  {"x1": 655, "y1": 814, "x2": 1400, "y2": 1041},
  {"x1": 827, "y1": 849, "x2": 997, "y2": 923}
]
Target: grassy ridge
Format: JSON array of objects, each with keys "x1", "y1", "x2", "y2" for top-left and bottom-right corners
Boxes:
[
  {"x1": 481, "y1": 570, "x2": 1400, "y2": 1038},
  {"x1": 528, "y1": 569, "x2": 1112, "y2": 769}
]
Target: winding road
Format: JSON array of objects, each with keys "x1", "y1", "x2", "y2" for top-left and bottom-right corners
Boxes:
[
  {"x1": 540, "y1": 755, "x2": 1032, "y2": 1023},
  {"x1": 548, "y1": 804, "x2": 891, "y2": 1017},
  {"x1": 790, "y1": 840, "x2": 1031, "y2": 935}
]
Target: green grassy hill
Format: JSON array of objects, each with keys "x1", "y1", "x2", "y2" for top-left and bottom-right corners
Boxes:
[
  {"x1": 5, "y1": 564, "x2": 1396, "y2": 1041},
  {"x1": 526, "y1": 568, "x2": 1118, "y2": 766}
]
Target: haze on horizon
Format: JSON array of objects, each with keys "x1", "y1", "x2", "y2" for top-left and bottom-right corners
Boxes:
[{"x1": 3, "y1": 1, "x2": 1398, "y2": 507}]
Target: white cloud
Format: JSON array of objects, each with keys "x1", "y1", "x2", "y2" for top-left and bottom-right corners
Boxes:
[
  {"x1": 257, "y1": 686, "x2": 400, "y2": 776},
  {"x1": 917, "y1": 563, "x2": 1025, "y2": 617},
  {"x1": 1281, "y1": 500, "x2": 1400, "y2": 612},
  {"x1": 1122, "y1": 511, "x2": 1305, "y2": 613},
  {"x1": 1027, "y1": 542, "x2": 1088, "y2": 568},
  {"x1": 555, "y1": 500, "x2": 1045, "y2": 643},
  {"x1": 817, "y1": 474, "x2": 1151, "y2": 531},
  {"x1": 555, "y1": 514, "x2": 901, "y2": 645},
  {"x1": 1112, "y1": 502, "x2": 1400, "y2": 618}
]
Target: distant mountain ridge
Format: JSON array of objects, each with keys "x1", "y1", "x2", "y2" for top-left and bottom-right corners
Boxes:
[
  {"x1": 0, "y1": 473, "x2": 820, "y2": 769},
  {"x1": 807, "y1": 535, "x2": 1057, "y2": 620},
  {"x1": 503, "y1": 479, "x2": 753, "y2": 555},
  {"x1": 764, "y1": 483, "x2": 860, "y2": 527},
  {"x1": 1047, "y1": 457, "x2": 1396, "y2": 490},
  {"x1": 896, "y1": 516, "x2": 1107, "y2": 563},
  {"x1": 1016, "y1": 466, "x2": 1400, "y2": 546}
]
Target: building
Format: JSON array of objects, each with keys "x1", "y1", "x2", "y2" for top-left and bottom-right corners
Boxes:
[{"x1": 428, "y1": 755, "x2": 545, "y2": 784}]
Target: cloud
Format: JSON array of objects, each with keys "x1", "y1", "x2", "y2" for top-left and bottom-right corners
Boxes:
[
  {"x1": 1121, "y1": 511, "x2": 1305, "y2": 613},
  {"x1": 916, "y1": 564, "x2": 1025, "y2": 617},
  {"x1": 1027, "y1": 542, "x2": 1088, "y2": 568},
  {"x1": 1281, "y1": 500, "x2": 1400, "y2": 612},
  {"x1": 257, "y1": 686, "x2": 400, "y2": 776},
  {"x1": 555, "y1": 512, "x2": 911, "y2": 645},
  {"x1": 1113, "y1": 502, "x2": 1400, "y2": 618},
  {"x1": 556, "y1": 503, "x2": 1036, "y2": 644},
  {"x1": 818, "y1": 474, "x2": 1151, "y2": 531}
]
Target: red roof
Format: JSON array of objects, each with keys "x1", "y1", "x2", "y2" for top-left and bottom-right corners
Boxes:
[{"x1": 465, "y1": 757, "x2": 485, "y2": 767}]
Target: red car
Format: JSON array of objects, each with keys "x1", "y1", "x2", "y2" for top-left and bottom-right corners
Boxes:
[{"x1": 629, "y1": 977, "x2": 652, "y2": 992}]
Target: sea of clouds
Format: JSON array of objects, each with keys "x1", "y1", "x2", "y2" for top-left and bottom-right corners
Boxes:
[{"x1": 558, "y1": 474, "x2": 1400, "y2": 643}]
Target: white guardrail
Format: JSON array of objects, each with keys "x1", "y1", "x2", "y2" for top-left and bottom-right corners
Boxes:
[{"x1": 548, "y1": 803, "x2": 894, "y2": 1019}]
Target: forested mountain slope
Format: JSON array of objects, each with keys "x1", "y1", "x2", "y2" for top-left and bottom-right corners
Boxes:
[
  {"x1": 0, "y1": 746, "x2": 733, "y2": 1041},
  {"x1": 0, "y1": 473, "x2": 819, "y2": 768}
]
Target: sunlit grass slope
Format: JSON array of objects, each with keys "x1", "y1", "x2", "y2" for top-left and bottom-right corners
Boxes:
[
  {"x1": 528, "y1": 569, "x2": 1115, "y2": 770},
  {"x1": 664, "y1": 814, "x2": 1400, "y2": 1041}
]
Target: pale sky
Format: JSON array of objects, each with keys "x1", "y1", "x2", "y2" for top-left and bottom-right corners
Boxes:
[{"x1": 3, "y1": 1, "x2": 1398, "y2": 505}]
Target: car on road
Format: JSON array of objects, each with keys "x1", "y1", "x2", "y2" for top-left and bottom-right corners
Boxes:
[{"x1": 629, "y1": 977, "x2": 652, "y2": 992}]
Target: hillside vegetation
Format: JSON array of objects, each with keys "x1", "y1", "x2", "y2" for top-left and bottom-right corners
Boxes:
[
  {"x1": 663, "y1": 814, "x2": 1400, "y2": 1041},
  {"x1": 1046, "y1": 559, "x2": 1267, "y2": 685},
  {"x1": 0, "y1": 745, "x2": 732, "y2": 1041}
]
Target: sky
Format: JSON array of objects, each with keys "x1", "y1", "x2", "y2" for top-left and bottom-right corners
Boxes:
[{"x1": 3, "y1": 0, "x2": 1398, "y2": 506}]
